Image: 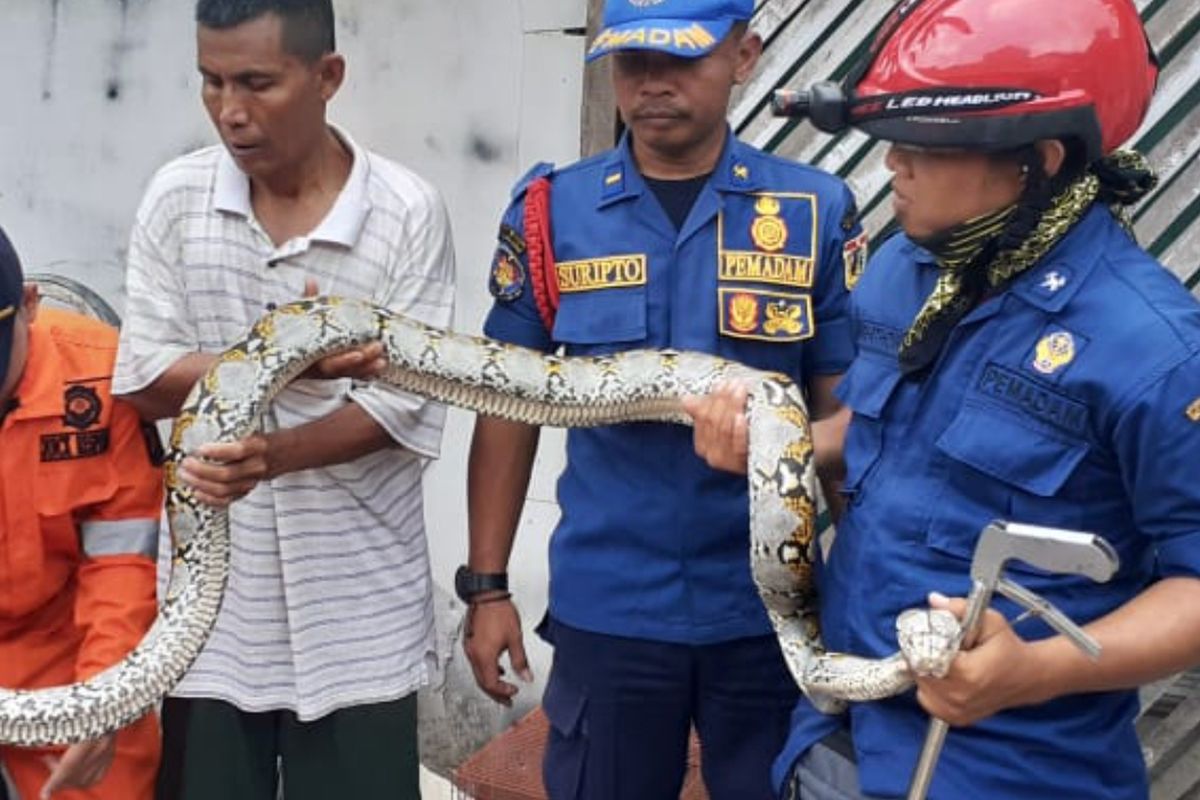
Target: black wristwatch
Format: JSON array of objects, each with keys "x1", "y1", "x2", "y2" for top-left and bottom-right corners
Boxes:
[{"x1": 454, "y1": 565, "x2": 508, "y2": 603}]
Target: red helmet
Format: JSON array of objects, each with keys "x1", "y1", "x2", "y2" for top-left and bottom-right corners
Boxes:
[{"x1": 781, "y1": 0, "x2": 1158, "y2": 162}]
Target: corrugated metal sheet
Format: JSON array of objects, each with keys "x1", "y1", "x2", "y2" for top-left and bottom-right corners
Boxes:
[{"x1": 735, "y1": 0, "x2": 1200, "y2": 290}]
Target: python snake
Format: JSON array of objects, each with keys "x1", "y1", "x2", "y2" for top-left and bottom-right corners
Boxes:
[{"x1": 0, "y1": 297, "x2": 955, "y2": 746}]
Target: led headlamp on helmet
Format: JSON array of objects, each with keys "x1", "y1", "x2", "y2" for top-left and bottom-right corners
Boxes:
[{"x1": 772, "y1": 0, "x2": 1157, "y2": 162}]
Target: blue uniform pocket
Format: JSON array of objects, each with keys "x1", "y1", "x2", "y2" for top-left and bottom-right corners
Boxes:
[
  {"x1": 928, "y1": 401, "x2": 1090, "y2": 567},
  {"x1": 542, "y1": 669, "x2": 588, "y2": 799},
  {"x1": 552, "y1": 288, "x2": 647, "y2": 353},
  {"x1": 836, "y1": 355, "x2": 903, "y2": 496}
]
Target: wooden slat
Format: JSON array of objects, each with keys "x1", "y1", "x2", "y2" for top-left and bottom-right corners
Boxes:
[
  {"x1": 1158, "y1": 195, "x2": 1200, "y2": 284},
  {"x1": 1141, "y1": 148, "x2": 1200, "y2": 276},
  {"x1": 735, "y1": 0, "x2": 895, "y2": 145},
  {"x1": 1133, "y1": 88, "x2": 1200, "y2": 234},
  {"x1": 1151, "y1": 748, "x2": 1200, "y2": 800},
  {"x1": 750, "y1": 0, "x2": 810, "y2": 44}
]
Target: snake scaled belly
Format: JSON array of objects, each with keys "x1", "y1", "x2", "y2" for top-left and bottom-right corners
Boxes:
[{"x1": 0, "y1": 297, "x2": 944, "y2": 746}]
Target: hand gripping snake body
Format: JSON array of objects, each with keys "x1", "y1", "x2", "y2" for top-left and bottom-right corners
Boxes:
[{"x1": 0, "y1": 298, "x2": 959, "y2": 746}]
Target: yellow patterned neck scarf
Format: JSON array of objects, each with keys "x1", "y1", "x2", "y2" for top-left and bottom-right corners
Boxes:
[{"x1": 898, "y1": 163, "x2": 1111, "y2": 376}]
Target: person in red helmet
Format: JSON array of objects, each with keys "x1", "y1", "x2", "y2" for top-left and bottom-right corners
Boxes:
[{"x1": 687, "y1": 0, "x2": 1200, "y2": 797}]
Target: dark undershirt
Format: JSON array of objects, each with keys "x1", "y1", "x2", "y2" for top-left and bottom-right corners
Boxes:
[
  {"x1": 643, "y1": 172, "x2": 713, "y2": 231},
  {"x1": 0, "y1": 397, "x2": 18, "y2": 426}
]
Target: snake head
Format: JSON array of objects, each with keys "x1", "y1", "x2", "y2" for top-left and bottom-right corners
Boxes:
[{"x1": 896, "y1": 608, "x2": 962, "y2": 678}]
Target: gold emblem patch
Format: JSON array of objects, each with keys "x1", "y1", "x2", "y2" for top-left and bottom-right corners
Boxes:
[
  {"x1": 718, "y1": 288, "x2": 814, "y2": 342},
  {"x1": 1032, "y1": 331, "x2": 1076, "y2": 375},
  {"x1": 1187, "y1": 397, "x2": 1200, "y2": 423},
  {"x1": 763, "y1": 300, "x2": 804, "y2": 336},
  {"x1": 750, "y1": 195, "x2": 789, "y2": 253},
  {"x1": 728, "y1": 292, "x2": 760, "y2": 334},
  {"x1": 718, "y1": 191, "x2": 816, "y2": 290}
]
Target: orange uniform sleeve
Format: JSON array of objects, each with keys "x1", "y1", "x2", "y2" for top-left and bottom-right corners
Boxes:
[{"x1": 73, "y1": 398, "x2": 163, "y2": 680}]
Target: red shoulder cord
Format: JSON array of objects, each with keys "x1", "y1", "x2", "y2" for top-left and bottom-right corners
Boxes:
[{"x1": 523, "y1": 176, "x2": 559, "y2": 333}]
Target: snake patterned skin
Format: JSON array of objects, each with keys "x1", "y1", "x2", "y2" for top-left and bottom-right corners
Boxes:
[{"x1": 0, "y1": 297, "x2": 949, "y2": 746}]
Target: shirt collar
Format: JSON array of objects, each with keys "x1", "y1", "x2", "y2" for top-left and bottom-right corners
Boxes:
[
  {"x1": 710, "y1": 134, "x2": 764, "y2": 194},
  {"x1": 8, "y1": 316, "x2": 71, "y2": 422},
  {"x1": 899, "y1": 204, "x2": 1106, "y2": 314},
  {"x1": 896, "y1": 235, "x2": 937, "y2": 267},
  {"x1": 596, "y1": 133, "x2": 644, "y2": 209},
  {"x1": 1008, "y1": 204, "x2": 1107, "y2": 313},
  {"x1": 213, "y1": 124, "x2": 372, "y2": 248},
  {"x1": 596, "y1": 126, "x2": 762, "y2": 209}
]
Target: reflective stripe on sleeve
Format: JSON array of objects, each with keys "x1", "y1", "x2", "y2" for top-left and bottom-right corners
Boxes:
[{"x1": 80, "y1": 518, "x2": 159, "y2": 558}]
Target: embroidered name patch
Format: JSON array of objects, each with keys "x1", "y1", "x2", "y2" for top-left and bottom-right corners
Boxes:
[
  {"x1": 719, "y1": 192, "x2": 817, "y2": 289},
  {"x1": 719, "y1": 252, "x2": 814, "y2": 288},
  {"x1": 719, "y1": 288, "x2": 813, "y2": 342},
  {"x1": 555, "y1": 254, "x2": 647, "y2": 294},
  {"x1": 858, "y1": 320, "x2": 904, "y2": 357},
  {"x1": 41, "y1": 429, "x2": 110, "y2": 462},
  {"x1": 977, "y1": 363, "x2": 1088, "y2": 434}
]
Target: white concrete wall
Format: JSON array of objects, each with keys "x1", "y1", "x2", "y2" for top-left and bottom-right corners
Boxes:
[{"x1": 0, "y1": 0, "x2": 583, "y2": 772}]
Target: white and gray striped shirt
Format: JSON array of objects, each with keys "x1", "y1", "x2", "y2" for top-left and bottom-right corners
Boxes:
[{"x1": 114, "y1": 129, "x2": 456, "y2": 720}]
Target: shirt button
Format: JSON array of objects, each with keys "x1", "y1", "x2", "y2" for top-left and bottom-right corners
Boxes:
[{"x1": 266, "y1": 302, "x2": 277, "y2": 312}]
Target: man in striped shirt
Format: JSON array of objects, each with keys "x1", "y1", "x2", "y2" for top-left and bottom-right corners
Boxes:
[{"x1": 113, "y1": 1, "x2": 456, "y2": 798}]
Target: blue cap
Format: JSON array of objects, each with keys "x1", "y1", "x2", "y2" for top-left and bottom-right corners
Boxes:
[
  {"x1": 586, "y1": 0, "x2": 754, "y2": 62},
  {"x1": 0, "y1": 226, "x2": 24, "y2": 388}
]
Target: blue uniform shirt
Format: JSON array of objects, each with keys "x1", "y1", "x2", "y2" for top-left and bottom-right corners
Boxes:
[
  {"x1": 484, "y1": 131, "x2": 861, "y2": 644},
  {"x1": 775, "y1": 205, "x2": 1200, "y2": 798}
]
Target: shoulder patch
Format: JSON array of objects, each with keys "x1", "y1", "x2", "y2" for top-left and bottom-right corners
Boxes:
[
  {"x1": 489, "y1": 223, "x2": 527, "y2": 304},
  {"x1": 499, "y1": 223, "x2": 525, "y2": 256},
  {"x1": 843, "y1": 231, "x2": 869, "y2": 291},
  {"x1": 511, "y1": 162, "x2": 555, "y2": 200}
]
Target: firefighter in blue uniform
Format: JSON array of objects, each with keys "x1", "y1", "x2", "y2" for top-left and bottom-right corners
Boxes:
[
  {"x1": 458, "y1": 0, "x2": 864, "y2": 797},
  {"x1": 692, "y1": 0, "x2": 1200, "y2": 797}
]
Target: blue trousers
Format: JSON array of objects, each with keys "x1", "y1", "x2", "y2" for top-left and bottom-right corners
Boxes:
[{"x1": 539, "y1": 618, "x2": 799, "y2": 800}]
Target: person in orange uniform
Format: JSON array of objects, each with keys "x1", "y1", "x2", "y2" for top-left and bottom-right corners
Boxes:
[{"x1": 0, "y1": 224, "x2": 162, "y2": 800}]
